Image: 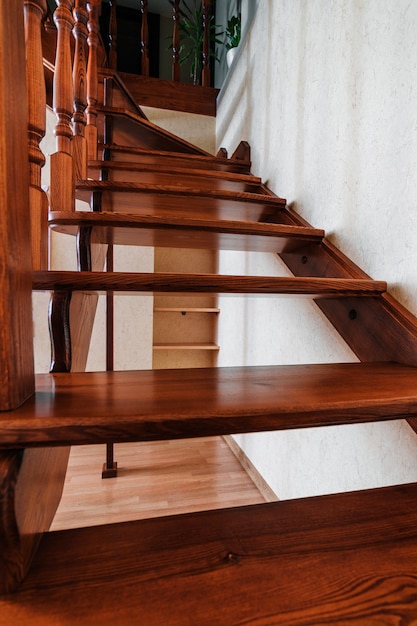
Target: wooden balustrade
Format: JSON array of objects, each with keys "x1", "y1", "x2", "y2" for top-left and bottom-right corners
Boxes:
[
  {"x1": 201, "y1": 0, "x2": 210, "y2": 87},
  {"x1": 24, "y1": 0, "x2": 49, "y2": 270},
  {"x1": 172, "y1": 0, "x2": 180, "y2": 81},
  {"x1": 108, "y1": 0, "x2": 118, "y2": 70},
  {"x1": 86, "y1": 0, "x2": 101, "y2": 161},
  {"x1": 72, "y1": 0, "x2": 89, "y2": 180},
  {"x1": 50, "y1": 0, "x2": 75, "y2": 213},
  {"x1": 100, "y1": 0, "x2": 215, "y2": 87}
]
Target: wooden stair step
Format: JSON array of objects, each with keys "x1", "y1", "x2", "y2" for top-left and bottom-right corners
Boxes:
[
  {"x1": 76, "y1": 180, "x2": 287, "y2": 222},
  {"x1": 49, "y1": 211, "x2": 325, "y2": 252},
  {"x1": 88, "y1": 159, "x2": 262, "y2": 192},
  {"x1": 32, "y1": 270, "x2": 386, "y2": 296},
  {"x1": 98, "y1": 144, "x2": 252, "y2": 174},
  {"x1": 1, "y1": 362, "x2": 416, "y2": 448},
  {"x1": 3, "y1": 482, "x2": 417, "y2": 623}
]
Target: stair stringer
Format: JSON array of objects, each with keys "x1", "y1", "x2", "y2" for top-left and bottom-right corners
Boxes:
[{"x1": 274, "y1": 203, "x2": 417, "y2": 434}]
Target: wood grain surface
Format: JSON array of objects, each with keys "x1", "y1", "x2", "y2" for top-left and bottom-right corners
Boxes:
[
  {"x1": 3, "y1": 482, "x2": 417, "y2": 624},
  {"x1": 49, "y1": 210, "x2": 324, "y2": 251},
  {"x1": 1, "y1": 362, "x2": 417, "y2": 448},
  {"x1": 32, "y1": 270, "x2": 386, "y2": 296}
]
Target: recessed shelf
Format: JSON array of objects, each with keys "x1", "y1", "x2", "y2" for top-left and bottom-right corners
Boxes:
[
  {"x1": 153, "y1": 307, "x2": 220, "y2": 314},
  {"x1": 153, "y1": 343, "x2": 220, "y2": 351}
]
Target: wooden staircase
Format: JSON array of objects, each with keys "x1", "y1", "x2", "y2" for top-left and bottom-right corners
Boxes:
[{"x1": 3, "y1": 2, "x2": 417, "y2": 623}]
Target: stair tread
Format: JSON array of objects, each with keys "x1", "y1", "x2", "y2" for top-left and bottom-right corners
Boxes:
[
  {"x1": 49, "y1": 211, "x2": 324, "y2": 252},
  {"x1": 4, "y1": 481, "x2": 417, "y2": 623},
  {"x1": 99, "y1": 143, "x2": 252, "y2": 173},
  {"x1": 76, "y1": 180, "x2": 286, "y2": 222},
  {"x1": 32, "y1": 270, "x2": 386, "y2": 295},
  {"x1": 88, "y1": 160, "x2": 262, "y2": 184},
  {"x1": 76, "y1": 179, "x2": 286, "y2": 204},
  {"x1": 1, "y1": 362, "x2": 416, "y2": 448}
]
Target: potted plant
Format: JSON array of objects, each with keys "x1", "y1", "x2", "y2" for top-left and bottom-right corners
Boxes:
[
  {"x1": 169, "y1": 0, "x2": 223, "y2": 85},
  {"x1": 225, "y1": 14, "x2": 241, "y2": 68}
]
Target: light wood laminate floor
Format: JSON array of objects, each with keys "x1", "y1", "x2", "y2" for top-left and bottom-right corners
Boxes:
[{"x1": 51, "y1": 437, "x2": 267, "y2": 531}]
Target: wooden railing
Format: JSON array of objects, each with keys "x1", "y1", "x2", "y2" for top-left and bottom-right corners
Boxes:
[{"x1": 104, "y1": 0, "x2": 215, "y2": 87}]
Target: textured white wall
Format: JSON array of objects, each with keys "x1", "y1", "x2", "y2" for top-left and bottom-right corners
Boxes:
[{"x1": 216, "y1": 0, "x2": 417, "y2": 499}]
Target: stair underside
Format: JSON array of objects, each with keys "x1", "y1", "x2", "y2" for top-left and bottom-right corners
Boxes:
[
  {"x1": 4, "y1": 482, "x2": 417, "y2": 623},
  {"x1": 49, "y1": 211, "x2": 324, "y2": 252},
  {"x1": 2, "y1": 362, "x2": 417, "y2": 448},
  {"x1": 97, "y1": 105, "x2": 212, "y2": 155},
  {"x1": 32, "y1": 270, "x2": 386, "y2": 296}
]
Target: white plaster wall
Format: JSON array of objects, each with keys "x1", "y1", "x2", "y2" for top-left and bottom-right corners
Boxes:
[
  {"x1": 216, "y1": 0, "x2": 417, "y2": 499},
  {"x1": 141, "y1": 106, "x2": 216, "y2": 153}
]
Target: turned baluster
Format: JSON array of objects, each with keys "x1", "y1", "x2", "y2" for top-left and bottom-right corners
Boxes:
[
  {"x1": 172, "y1": 0, "x2": 180, "y2": 81},
  {"x1": 201, "y1": 0, "x2": 211, "y2": 87},
  {"x1": 140, "y1": 0, "x2": 149, "y2": 77},
  {"x1": 72, "y1": 0, "x2": 88, "y2": 180},
  {"x1": 24, "y1": 0, "x2": 48, "y2": 270},
  {"x1": 86, "y1": 0, "x2": 100, "y2": 161},
  {"x1": 50, "y1": 0, "x2": 75, "y2": 213},
  {"x1": 108, "y1": 0, "x2": 118, "y2": 70}
]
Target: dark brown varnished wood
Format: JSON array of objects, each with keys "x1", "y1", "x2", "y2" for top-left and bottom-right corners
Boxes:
[
  {"x1": 49, "y1": 211, "x2": 324, "y2": 252},
  {"x1": 76, "y1": 179, "x2": 287, "y2": 222},
  {"x1": 4, "y1": 483, "x2": 417, "y2": 623},
  {"x1": 99, "y1": 142, "x2": 252, "y2": 173},
  {"x1": 118, "y1": 73, "x2": 219, "y2": 117},
  {"x1": 0, "y1": 362, "x2": 416, "y2": 449},
  {"x1": 32, "y1": 270, "x2": 386, "y2": 296},
  {"x1": 87, "y1": 159, "x2": 262, "y2": 192},
  {"x1": 279, "y1": 211, "x2": 417, "y2": 368}
]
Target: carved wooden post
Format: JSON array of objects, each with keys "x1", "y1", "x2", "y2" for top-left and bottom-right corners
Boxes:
[
  {"x1": 50, "y1": 0, "x2": 75, "y2": 213},
  {"x1": 86, "y1": 0, "x2": 101, "y2": 161},
  {"x1": 72, "y1": 0, "x2": 88, "y2": 180},
  {"x1": 172, "y1": 0, "x2": 180, "y2": 81},
  {"x1": 108, "y1": 0, "x2": 118, "y2": 70},
  {"x1": 24, "y1": 0, "x2": 48, "y2": 270},
  {"x1": 140, "y1": 0, "x2": 149, "y2": 77},
  {"x1": 0, "y1": 0, "x2": 35, "y2": 412},
  {"x1": 201, "y1": 0, "x2": 211, "y2": 87}
]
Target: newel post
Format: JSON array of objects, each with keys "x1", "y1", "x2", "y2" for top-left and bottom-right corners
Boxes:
[
  {"x1": 24, "y1": 0, "x2": 48, "y2": 270},
  {"x1": 50, "y1": 0, "x2": 75, "y2": 212}
]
